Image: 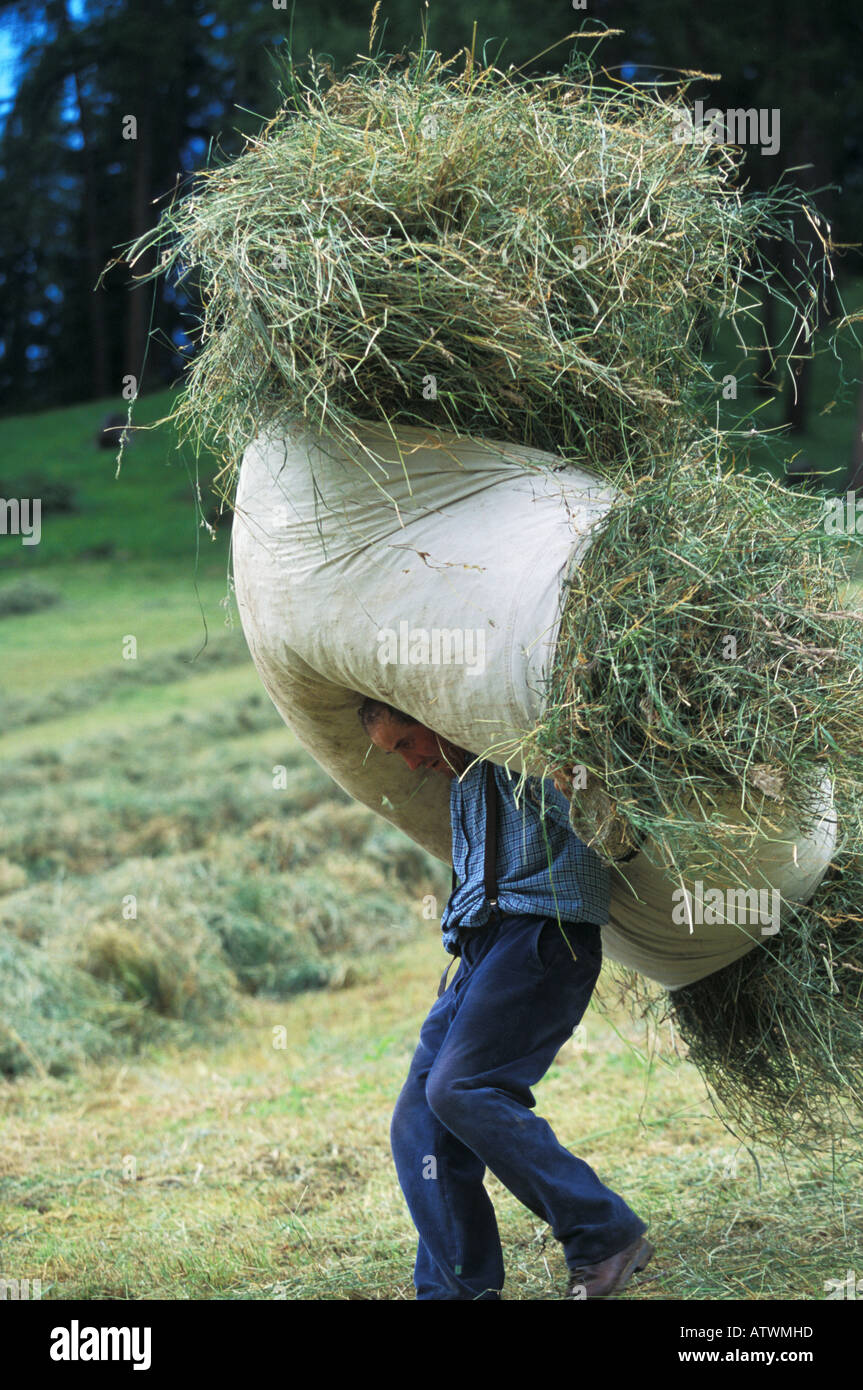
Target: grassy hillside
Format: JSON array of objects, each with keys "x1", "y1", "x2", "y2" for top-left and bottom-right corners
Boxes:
[
  {"x1": 0, "y1": 384, "x2": 861, "y2": 1299},
  {"x1": 0, "y1": 389, "x2": 450, "y2": 1080}
]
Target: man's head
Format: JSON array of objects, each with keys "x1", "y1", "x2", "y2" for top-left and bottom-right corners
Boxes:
[{"x1": 357, "y1": 698, "x2": 466, "y2": 779}]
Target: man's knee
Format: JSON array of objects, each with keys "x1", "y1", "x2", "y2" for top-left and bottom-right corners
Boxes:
[
  {"x1": 426, "y1": 1066, "x2": 474, "y2": 1134},
  {"x1": 391, "y1": 1071, "x2": 430, "y2": 1145}
]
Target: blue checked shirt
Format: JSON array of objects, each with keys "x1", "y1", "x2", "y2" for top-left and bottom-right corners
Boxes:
[{"x1": 440, "y1": 759, "x2": 610, "y2": 956}]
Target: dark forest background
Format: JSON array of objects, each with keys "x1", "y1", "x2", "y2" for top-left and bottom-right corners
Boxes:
[{"x1": 1, "y1": 0, "x2": 861, "y2": 450}]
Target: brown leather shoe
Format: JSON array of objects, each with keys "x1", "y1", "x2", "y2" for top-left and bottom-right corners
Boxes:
[{"x1": 565, "y1": 1236, "x2": 654, "y2": 1299}]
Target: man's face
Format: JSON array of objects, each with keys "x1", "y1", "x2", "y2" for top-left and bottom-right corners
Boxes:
[{"x1": 367, "y1": 713, "x2": 464, "y2": 779}]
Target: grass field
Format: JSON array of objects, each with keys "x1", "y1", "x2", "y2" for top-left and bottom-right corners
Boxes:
[
  {"x1": 4, "y1": 938, "x2": 861, "y2": 1302},
  {"x1": 1, "y1": 372, "x2": 862, "y2": 1300}
]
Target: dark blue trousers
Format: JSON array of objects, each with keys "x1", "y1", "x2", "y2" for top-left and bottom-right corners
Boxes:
[{"x1": 390, "y1": 910, "x2": 648, "y2": 1300}]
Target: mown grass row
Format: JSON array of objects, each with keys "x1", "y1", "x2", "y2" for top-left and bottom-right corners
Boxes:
[{"x1": 0, "y1": 685, "x2": 448, "y2": 1078}]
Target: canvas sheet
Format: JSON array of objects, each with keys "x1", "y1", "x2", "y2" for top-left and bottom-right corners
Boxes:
[{"x1": 231, "y1": 421, "x2": 836, "y2": 988}]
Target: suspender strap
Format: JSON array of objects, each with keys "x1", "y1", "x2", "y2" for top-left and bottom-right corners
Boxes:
[
  {"x1": 483, "y1": 760, "x2": 498, "y2": 907},
  {"x1": 437, "y1": 958, "x2": 456, "y2": 998}
]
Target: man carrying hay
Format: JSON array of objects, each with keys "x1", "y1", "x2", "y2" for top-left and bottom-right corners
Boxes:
[{"x1": 359, "y1": 697, "x2": 653, "y2": 1301}]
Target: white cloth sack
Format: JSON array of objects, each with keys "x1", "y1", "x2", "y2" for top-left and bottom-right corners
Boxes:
[{"x1": 231, "y1": 420, "x2": 837, "y2": 988}]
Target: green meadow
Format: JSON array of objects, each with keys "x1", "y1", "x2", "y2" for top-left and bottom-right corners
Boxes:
[{"x1": 1, "y1": 375, "x2": 861, "y2": 1300}]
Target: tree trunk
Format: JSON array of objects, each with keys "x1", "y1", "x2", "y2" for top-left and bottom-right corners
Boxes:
[
  {"x1": 49, "y1": 0, "x2": 110, "y2": 398},
  {"x1": 72, "y1": 65, "x2": 110, "y2": 398},
  {"x1": 124, "y1": 102, "x2": 154, "y2": 387}
]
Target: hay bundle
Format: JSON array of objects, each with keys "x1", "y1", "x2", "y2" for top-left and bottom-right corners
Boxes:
[
  {"x1": 118, "y1": 35, "x2": 863, "y2": 1148},
  {"x1": 519, "y1": 452, "x2": 863, "y2": 870},
  {"x1": 122, "y1": 40, "x2": 803, "y2": 491},
  {"x1": 121, "y1": 39, "x2": 862, "y2": 868}
]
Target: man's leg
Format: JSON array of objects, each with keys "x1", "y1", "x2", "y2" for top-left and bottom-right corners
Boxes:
[
  {"x1": 390, "y1": 963, "x2": 505, "y2": 1300},
  {"x1": 424, "y1": 912, "x2": 648, "y2": 1276}
]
